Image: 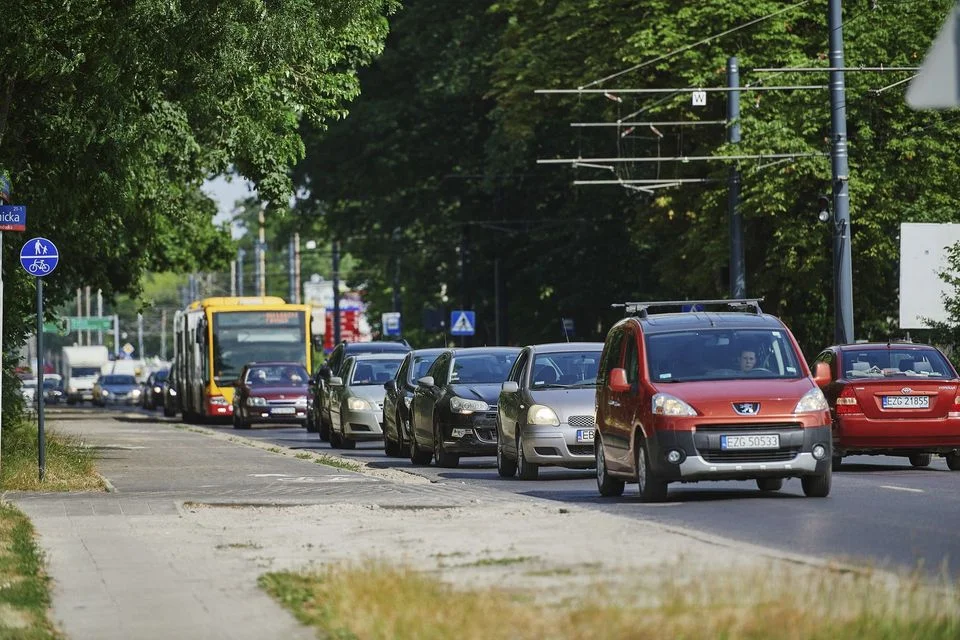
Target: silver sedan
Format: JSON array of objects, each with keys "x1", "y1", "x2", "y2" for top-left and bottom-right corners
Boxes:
[{"x1": 496, "y1": 342, "x2": 603, "y2": 480}]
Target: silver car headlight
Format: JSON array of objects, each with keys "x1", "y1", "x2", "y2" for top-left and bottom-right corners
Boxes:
[
  {"x1": 348, "y1": 397, "x2": 373, "y2": 411},
  {"x1": 527, "y1": 404, "x2": 560, "y2": 426},
  {"x1": 131, "y1": 389, "x2": 142, "y2": 397},
  {"x1": 449, "y1": 397, "x2": 489, "y2": 414},
  {"x1": 246, "y1": 396, "x2": 267, "y2": 407}
]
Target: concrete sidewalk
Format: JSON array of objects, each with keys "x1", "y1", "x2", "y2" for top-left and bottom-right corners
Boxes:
[{"x1": 3, "y1": 411, "x2": 487, "y2": 640}]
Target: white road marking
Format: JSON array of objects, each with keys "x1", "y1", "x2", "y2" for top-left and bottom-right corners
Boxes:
[
  {"x1": 248, "y1": 473, "x2": 290, "y2": 478},
  {"x1": 880, "y1": 485, "x2": 924, "y2": 493}
]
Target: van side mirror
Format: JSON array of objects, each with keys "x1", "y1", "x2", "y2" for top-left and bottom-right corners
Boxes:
[
  {"x1": 329, "y1": 376, "x2": 343, "y2": 387},
  {"x1": 608, "y1": 368, "x2": 630, "y2": 393},
  {"x1": 417, "y1": 376, "x2": 434, "y2": 388},
  {"x1": 501, "y1": 381, "x2": 519, "y2": 394},
  {"x1": 384, "y1": 380, "x2": 397, "y2": 393},
  {"x1": 812, "y1": 361, "x2": 832, "y2": 387}
]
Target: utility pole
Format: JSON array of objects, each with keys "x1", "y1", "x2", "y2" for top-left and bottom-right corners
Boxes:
[
  {"x1": 494, "y1": 257, "x2": 501, "y2": 346},
  {"x1": 85, "y1": 286, "x2": 92, "y2": 346},
  {"x1": 288, "y1": 235, "x2": 296, "y2": 303},
  {"x1": 727, "y1": 56, "x2": 745, "y2": 299},
  {"x1": 829, "y1": 0, "x2": 854, "y2": 344},
  {"x1": 137, "y1": 313, "x2": 144, "y2": 359},
  {"x1": 257, "y1": 208, "x2": 266, "y2": 296},
  {"x1": 293, "y1": 232, "x2": 301, "y2": 304},
  {"x1": 230, "y1": 261, "x2": 236, "y2": 296},
  {"x1": 332, "y1": 239, "x2": 341, "y2": 345},
  {"x1": 96, "y1": 289, "x2": 103, "y2": 345},
  {"x1": 161, "y1": 309, "x2": 167, "y2": 360},
  {"x1": 75, "y1": 288, "x2": 83, "y2": 345},
  {"x1": 237, "y1": 248, "x2": 245, "y2": 296}
]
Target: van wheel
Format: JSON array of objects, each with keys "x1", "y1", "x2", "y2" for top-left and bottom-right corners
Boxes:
[
  {"x1": 516, "y1": 432, "x2": 539, "y2": 480},
  {"x1": 636, "y1": 441, "x2": 668, "y2": 502},
  {"x1": 756, "y1": 478, "x2": 783, "y2": 492},
  {"x1": 909, "y1": 454, "x2": 931, "y2": 468},
  {"x1": 595, "y1": 440, "x2": 624, "y2": 497},
  {"x1": 801, "y1": 466, "x2": 832, "y2": 498},
  {"x1": 946, "y1": 451, "x2": 960, "y2": 471}
]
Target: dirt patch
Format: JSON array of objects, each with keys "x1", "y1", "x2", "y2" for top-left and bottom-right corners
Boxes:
[{"x1": 0, "y1": 603, "x2": 32, "y2": 630}]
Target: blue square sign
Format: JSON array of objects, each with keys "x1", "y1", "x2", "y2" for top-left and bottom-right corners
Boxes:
[{"x1": 450, "y1": 310, "x2": 475, "y2": 336}]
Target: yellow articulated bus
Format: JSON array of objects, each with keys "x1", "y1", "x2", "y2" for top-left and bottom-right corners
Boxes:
[{"x1": 172, "y1": 296, "x2": 313, "y2": 421}]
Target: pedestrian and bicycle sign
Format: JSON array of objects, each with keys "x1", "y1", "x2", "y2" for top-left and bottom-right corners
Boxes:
[
  {"x1": 20, "y1": 237, "x2": 58, "y2": 277},
  {"x1": 450, "y1": 310, "x2": 475, "y2": 336}
]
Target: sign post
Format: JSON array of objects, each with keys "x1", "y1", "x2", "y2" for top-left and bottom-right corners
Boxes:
[
  {"x1": 20, "y1": 237, "x2": 58, "y2": 482},
  {"x1": 0, "y1": 175, "x2": 24, "y2": 474}
]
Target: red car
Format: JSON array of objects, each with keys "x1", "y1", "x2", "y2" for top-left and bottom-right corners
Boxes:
[
  {"x1": 232, "y1": 362, "x2": 310, "y2": 429},
  {"x1": 812, "y1": 343, "x2": 960, "y2": 471}
]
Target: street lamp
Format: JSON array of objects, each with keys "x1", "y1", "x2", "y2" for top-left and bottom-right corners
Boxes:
[{"x1": 817, "y1": 193, "x2": 850, "y2": 344}]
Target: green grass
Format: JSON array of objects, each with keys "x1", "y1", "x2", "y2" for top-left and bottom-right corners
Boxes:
[
  {"x1": 0, "y1": 503, "x2": 62, "y2": 639},
  {"x1": 266, "y1": 447, "x2": 281, "y2": 454},
  {"x1": 295, "y1": 453, "x2": 312, "y2": 460},
  {"x1": 312, "y1": 455, "x2": 362, "y2": 472},
  {"x1": 261, "y1": 560, "x2": 960, "y2": 640},
  {"x1": 215, "y1": 542, "x2": 262, "y2": 550},
  {"x1": 1, "y1": 417, "x2": 104, "y2": 492},
  {"x1": 456, "y1": 556, "x2": 536, "y2": 568}
]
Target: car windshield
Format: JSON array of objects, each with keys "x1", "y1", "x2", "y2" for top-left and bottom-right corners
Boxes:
[
  {"x1": 73, "y1": 367, "x2": 101, "y2": 377},
  {"x1": 841, "y1": 348, "x2": 953, "y2": 379},
  {"x1": 43, "y1": 379, "x2": 62, "y2": 390},
  {"x1": 645, "y1": 329, "x2": 803, "y2": 382},
  {"x1": 531, "y1": 351, "x2": 602, "y2": 388},
  {"x1": 450, "y1": 352, "x2": 520, "y2": 384},
  {"x1": 102, "y1": 375, "x2": 136, "y2": 386},
  {"x1": 350, "y1": 359, "x2": 403, "y2": 386},
  {"x1": 153, "y1": 371, "x2": 169, "y2": 382},
  {"x1": 245, "y1": 365, "x2": 309, "y2": 386}
]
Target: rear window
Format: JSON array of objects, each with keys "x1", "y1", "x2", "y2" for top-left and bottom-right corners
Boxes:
[
  {"x1": 102, "y1": 375, "x2": 136, "y2": 385},
  {"x1": 532, "y1": 350, "x2": 602, "y2": 388},
  {"x1": 645, "y1": 329, "x2": 803, "y2": 382},
  {"x1": 840, "y1": 349, "x2": 953, "y2": 379},
  {"x1": 351, "y1": 358, "x2": 404, "y2": 385},
  {"x1": 450, "y1": 352, "x2": 520, "y2": 384}
]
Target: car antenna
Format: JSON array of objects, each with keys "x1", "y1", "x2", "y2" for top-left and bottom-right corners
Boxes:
[{"x1": 560, "y1": 318, "x2": 570, "y2": 342}]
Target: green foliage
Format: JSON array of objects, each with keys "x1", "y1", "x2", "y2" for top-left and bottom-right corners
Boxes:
[
  {"x1": 0, "y1": 0, "x2": 397, "y2": 360},
  {"x1": 296, "y1": 0, "x2": 960, "y2": 355}
]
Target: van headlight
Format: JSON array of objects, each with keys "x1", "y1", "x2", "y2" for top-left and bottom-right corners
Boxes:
[
  {"x1": 794, "y1": 388, "x2": 829, "y2": 413},
  {"x1": 527, "y1": 404, "x2": 560, "y2": 426},
  {"x1": 652, "y1": 393, "x2": 697, "y2": 416},
  {"x1": 449, "y1": 397, "x2": 489, "y2": 414}
]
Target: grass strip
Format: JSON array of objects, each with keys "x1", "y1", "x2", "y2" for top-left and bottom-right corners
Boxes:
[
  {"x1": 0, "y1": 503, "x2": 61, "y2": 639},
  {"x1": 1, "y1": 418, "x2": 104, "y2": 491},
  {"x1": 261, "y1": 560, "x2": 960, "y2": 640}
]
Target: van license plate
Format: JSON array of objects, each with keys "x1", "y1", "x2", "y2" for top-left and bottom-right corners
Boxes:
[
  {"x1": 882, "y1": 395, "x2": 929, "y2": 409},
  {"x1": 721, "y1": 434, "x2": 779, "y2": 450},
  {"x1": 576, "y1": 429, "x2": 595, "y2": 443},
  {"x1": 271, "y1": 407, "x2": 296, "y2": 415}
]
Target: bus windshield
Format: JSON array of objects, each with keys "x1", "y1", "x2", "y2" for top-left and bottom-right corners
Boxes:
[{"x1": 212, "y1": 310, "x2": 307, "y2": 385}]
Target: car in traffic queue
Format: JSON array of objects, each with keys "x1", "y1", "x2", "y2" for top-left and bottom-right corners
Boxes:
[
  {"x1": 309, "y1": 340, "x2": 412, "y2": 438},
  {"x1": 93, "y1": 374, "x2": 142, "y2": 407},
  {"x1": 42, "y1": 374, "x2": 65, "y2": 405},
  {"x1": 327, "y1": 353, "x2": 405, "y2": 449},
  {"x1": 409, "y1": 347, "x2": 521, "y2": 468},
  {"x1": 232, "y1": 362, "x2": 310, "y2": 429},
  {"x1": 162, "y1": 359, "x2": 180, "y2": 418},
  {"x1": 382, "y1": 348, "x2": 445, "y2": 457},
  {"x1": 812, "y1": 342, "x2": 960, "y2": 471},
  {"x1": 497, "y1": 342, "x2": 604, "y2": 480},
  {"x1": 141, "y1": 369, "x2": 169, "y2": 410},
  {"x1": 594, "y1": 299, "x2": 833, "y2": 502}
]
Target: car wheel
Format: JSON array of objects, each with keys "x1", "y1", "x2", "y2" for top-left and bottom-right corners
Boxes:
[
  {"x1": 410, "y1": 431, "x2": 433, "y2": 466},
  {"x1": 801, "y1": 465, "x2": 832, "y2": 498},
  {"x1": 329, "y1": 428, "x2": 343, "y2": 449},
  {"x1": 434, "y1": 427, "x2": 460, "y2": 468},
  {"x1": 831, "y1": 455, "x2": 843, "y2": 472},
  {"x1": 496, "y1": 422, "x2": 517, "y2": 478},
  {"x1": 595, "y1": 439, "x2": 624, "y2": 497},
  {"x1": 909, "y1": 454, "x2": 932, "y2": 468},
  {"x1": 516, "y1": 431, "x2": 539, "y2": 480},
  {"x1": 384, "y1": 413, "x2": 401, "y2": 457},
  {"x1": 947, "y1": 451, "x2": 960, "y2": 471},
  {"x1": 318, "y1": 416, "x2": 331, "y2": 442},
  {"x1": 340, "y1": 436, "x2": 357, "y2": 450},
  {"x1": 636, "y1": 439, "x2": 668, "y2": 503},
  {"x1": 305, "y1": 410, "x2": 319, "y2": 433},
  {"x1": 756, "y1": 478, "x2": 783, "y2": 492}
]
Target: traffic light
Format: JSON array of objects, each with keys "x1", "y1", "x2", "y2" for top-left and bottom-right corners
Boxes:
[{"x1": 817, "y1": 194, "x2": 831, "y2": 222}]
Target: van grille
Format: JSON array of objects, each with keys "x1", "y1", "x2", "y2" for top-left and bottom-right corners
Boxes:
[
  {"x1": 695, "y1": 422, "x2": 802, "y2": 433},
  {"x1": 700, "y1": 447, "x2": 801, "y2": 463}
]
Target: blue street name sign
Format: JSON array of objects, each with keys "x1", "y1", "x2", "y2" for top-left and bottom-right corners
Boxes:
[
  {"x1": 450, "y1": 310, "x2": 476, "y2": 336},
  {"x1": 382, "y1": 312, "x2": 402, "y2": 336},
  {"x1": 0, "y1": 205, "x2": 26, "y2": 231},
  {"x1": 20, "y1": 237, "x2": 59, "y2": 277}
]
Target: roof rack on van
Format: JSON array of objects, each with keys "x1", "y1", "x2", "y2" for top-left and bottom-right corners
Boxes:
[{"x1": 611, "y1": 298, "x2": 764, "y2": 318}]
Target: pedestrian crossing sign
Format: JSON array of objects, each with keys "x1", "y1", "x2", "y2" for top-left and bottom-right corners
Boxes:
[{"x1": 450, "y1": 310, "x2": 475, "y2": 336}]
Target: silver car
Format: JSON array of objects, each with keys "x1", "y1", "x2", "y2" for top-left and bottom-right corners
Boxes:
[
  {"x1": 497, "y1": 342, "x2": 604, "y2": 479},
  {"x1": 328, "y1": 353, "x2": 405, "y2": 449}
]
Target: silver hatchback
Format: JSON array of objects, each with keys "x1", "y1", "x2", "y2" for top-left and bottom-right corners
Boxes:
[{"x1": 497, "y1": 342, "x2": 603, "y2": 479}]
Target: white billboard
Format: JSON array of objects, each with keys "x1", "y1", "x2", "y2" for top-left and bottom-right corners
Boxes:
[{"x1": 899, "y1": 223, "x2": 960, "y2": 328}]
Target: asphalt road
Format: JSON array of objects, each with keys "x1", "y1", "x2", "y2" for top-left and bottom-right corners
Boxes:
[{"x1": 92, "y1": 404, "x2": 960, "y2": 577}]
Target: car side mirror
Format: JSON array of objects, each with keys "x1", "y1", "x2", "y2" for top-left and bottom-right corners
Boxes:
[
  {"x1": 608, "y1": 368, "x2": 630, "y2": 393},
  {"x1": 812, "y1": 361, "x2": 832, "y2": 387},
  {"x1": 329, "y1": 376, "x2": 343, "y2": 387},
  {"x1": 319, "y1": 365, "x2": 332, "y2": 379},
  {"x1": 501, "y1": 381, "x2": 519, "y2": 394},
  {"x1": 417, "y1": 376, "x2": 434, "y2": 388},
  {"x1": 384, "y1": 380, "x2": 397, "y2": 393}
]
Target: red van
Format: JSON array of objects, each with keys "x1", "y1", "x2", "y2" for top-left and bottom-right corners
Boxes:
[{"x1": 594, "y1": 299, "x2": 833, "y2": 502}]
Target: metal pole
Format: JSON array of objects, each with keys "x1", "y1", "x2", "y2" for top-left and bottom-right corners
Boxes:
[
  {"x1": 728, "y1": 56, "x2": 745, "y2": 298},
  {"x1": 85, "y1": 285, "x2": 91, "y2": 346},
  {"x1": 76, "y1": 288, "x2": 82, "y2": 345},
  {"x1": 0, "y1": 231, "x2": 4, "y2": 474},
  {"x1": 829, "y1": 0, "x2": 854, "y2": 344},
  {"x1": 332, "y1": 240, "x2": 341, "y2": 345},
  {"x1": 137, "y1": 312, "x2": 144, "y2": 359},
  {"x1": 96, "y1": 289, "x2": 103, "y2": 344},
  {"x1": 161, "y1": 309, "x2": 167, "y2": 361},
  {"x1": 288, "y1": 235, "x2": 296, "y2": 303},
  {"x1": 237, "y1": 249, "x2": 245, "y2": 297},
  {"x1": 294, "y1": 232, "x2": 301, "y2": 304},
  {"x1": 113, "y1": 314, "x2": 120, "y2": 359},
  {"x1": 258, "y1": 209, "x2": 266, "y2": 297},
  {"x1": 36, "y1": 278, "x2": 45, "y2": 482},
  {"x1": 494, "y1": 257, "x2": 501, "y2": 346},
  {"x1": 230, "y1": 261, "x2": 236, "y2": 297}
]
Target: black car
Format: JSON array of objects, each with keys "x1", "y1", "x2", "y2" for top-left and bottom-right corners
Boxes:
[
  {"x1": 309, "y1": 340, "x2": 412, "y2": 439},
  {"x1": 382, "y1": 348, "x2": 444, "y2": 457},
  {"x1": 142, "y1": 370, "x2": 169, "y2": 410},
  {"x1": 162, "y1": 362, "x2": 180, "y2": 418},
  {"x1": 42, "y1": 375, "x2": 65, "y2": 405},
  {"x1": 409, "y1": 347, "x2": 520, "y2": 468}
]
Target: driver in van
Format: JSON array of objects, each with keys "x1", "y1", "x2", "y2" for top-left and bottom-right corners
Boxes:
[{"x1": 739, "y1": 349, "x2": 757, "y2": 373}]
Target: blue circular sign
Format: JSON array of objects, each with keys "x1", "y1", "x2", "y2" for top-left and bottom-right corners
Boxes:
[{"x1": 20, "y1": 237, "x2": 59, "y2": 277}]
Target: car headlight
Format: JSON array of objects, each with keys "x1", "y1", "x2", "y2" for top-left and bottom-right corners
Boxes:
[
  {"x1": 131, "y1": 389, "x2": 141, "y2": 397},
  {"x1": 527, "y1": 404, "x2": 560, "y2": 426},
  {"x1": 246, "y1": 396, "x2": 267, "y2": 407},
  {"x1": 154, "y1": 386, "x2": 162, "y2": 393},
  {"x1": 295, "y1": 397, "x2": 308, "y2": 407},
  {"x1": 348, "y1": 397, "x2": 373, "y2": 411},
  {"x1": 652, "y1": 393, "x2": 698, "y2": 416},
  {"x1": 68, "y1": 386, "x2": 77, "y2": 394},
  {"x1": 449, "y1": 397, "x2": 489, "y2": 414},
  {"x1": 101, "y1": 390, "x2": 109, "y2": 397},
  {"x1": 794, "y1": 387, "x2": 829, "y2": 413},
  {"x1": 169, "y1": 388, "x2": 177, "y2": 396}
]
